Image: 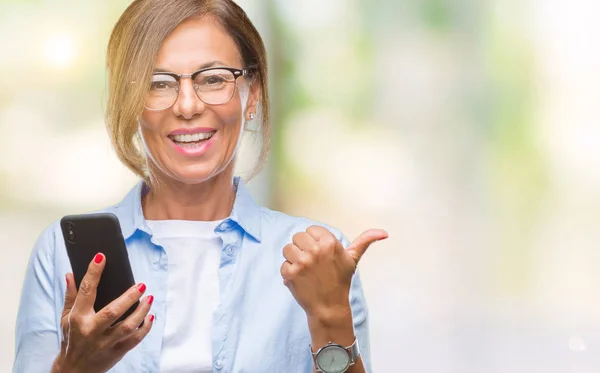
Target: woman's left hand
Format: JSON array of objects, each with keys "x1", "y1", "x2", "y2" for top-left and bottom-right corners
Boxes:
[{"x1": 281, "y1": 225, "x2": 388, "y2": 322}]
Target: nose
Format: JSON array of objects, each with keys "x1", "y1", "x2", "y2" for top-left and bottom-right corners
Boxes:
[{"x1": 171, "y1": 78, "x2": 206, "y2": 119}]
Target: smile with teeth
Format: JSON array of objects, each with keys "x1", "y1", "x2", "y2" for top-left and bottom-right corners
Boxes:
[{"x1": 169, "y1": 131, "x2": 216, "y2": 148}]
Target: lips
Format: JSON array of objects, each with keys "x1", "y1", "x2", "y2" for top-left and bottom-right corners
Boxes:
[
  {"x1": 168, "y1": 131, "x2": 216, "y2": 144},
  {"x1": 166, "y1": 128, "x2": 216, "y2": 156}
]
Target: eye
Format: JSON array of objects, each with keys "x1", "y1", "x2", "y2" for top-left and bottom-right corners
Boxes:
[
  {"x1": 202, "y1": 75, "x2": 226, "y2": 86},
  {"x1": 151, "y1": 81, "x2": 167, "y2": 90},
  {"x1": 150, "y1": 75, "x2": 177, "y2": 91},
  {"x1": 195, "y1": 69, "x2": 235, "y2": 90}
]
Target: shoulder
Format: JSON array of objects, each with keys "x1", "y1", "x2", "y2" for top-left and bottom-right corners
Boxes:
[
  {"x1": 258, "y1": 206, "x2": 348, "y2": 244},
  {"x1": 37, "y1": 219, "x2": 62, "y2": 242},
  {"x1": 21, "y1": 220, "x2": 65, "y2": 293},
  {"x1": 30, "y1": 220, "x2": 62, "y2": 261}
]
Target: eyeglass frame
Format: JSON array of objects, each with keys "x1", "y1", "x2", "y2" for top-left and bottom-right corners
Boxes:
[{"x1": 143, "y1": 66, "x2": 256, "y2": 111}]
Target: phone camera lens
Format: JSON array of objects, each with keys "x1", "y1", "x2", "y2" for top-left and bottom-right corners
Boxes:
[{"x1": 66, "y1": 222, "x2": 76, "y2": 243}]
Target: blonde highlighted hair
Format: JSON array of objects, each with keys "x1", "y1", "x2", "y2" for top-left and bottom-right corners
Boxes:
[{"x1": 105, "y1": 0, "x2": 270, "y2": 180}]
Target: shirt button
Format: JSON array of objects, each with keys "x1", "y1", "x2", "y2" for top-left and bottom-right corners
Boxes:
[
  {"x1": 225, "y1": 245, "x2": 235, "y2": 255},
  {"x1": 214, "y1": 360, "x2": 224, "y2": 370},
  {"x1": 219, "y1": 221, "x2": 234, "y2": 231}
]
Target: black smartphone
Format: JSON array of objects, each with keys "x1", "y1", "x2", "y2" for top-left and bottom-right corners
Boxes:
[{"x1": 60, "y1": 212, "x2": 139, "y2": 325}]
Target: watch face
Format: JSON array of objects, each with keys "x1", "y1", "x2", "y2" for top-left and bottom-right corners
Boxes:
[{"x1": 316, "y1": 345, "x2": 351, "y2": 373}]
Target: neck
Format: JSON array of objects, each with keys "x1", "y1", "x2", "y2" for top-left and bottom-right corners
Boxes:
[{"x1": 142, "y1": 168, "x2": 236, "y2": 222}]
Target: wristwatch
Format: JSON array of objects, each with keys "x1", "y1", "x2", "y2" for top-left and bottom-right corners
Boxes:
[{"x1": 311, "y1": 339, "x2": 360, "y2": 373}]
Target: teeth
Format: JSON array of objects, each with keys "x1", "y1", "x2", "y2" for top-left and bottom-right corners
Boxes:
[{"x1": 171, "y1": 132, "x2": 214, "y2": 143}]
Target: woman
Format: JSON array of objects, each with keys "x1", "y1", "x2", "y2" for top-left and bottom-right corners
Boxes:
[{"x1": 14, "y1": 1, "x2": 387, "y2": 372}]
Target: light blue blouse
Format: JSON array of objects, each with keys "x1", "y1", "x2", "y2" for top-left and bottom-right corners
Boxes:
[{"x1": 14, "y1": 177, "x2": 371, "y2": 373}]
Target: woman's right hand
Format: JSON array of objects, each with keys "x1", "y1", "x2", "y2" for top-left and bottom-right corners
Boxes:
[{"x1": 51, "y1": 253, "x2": 154, "y2": 373}]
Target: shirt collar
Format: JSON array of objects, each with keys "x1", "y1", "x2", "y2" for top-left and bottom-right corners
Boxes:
[
  {"x1": 228, "y1": 176, "x2": 262, "y2": 242},
  {"x1": 112, "y1": 176, "x2": 262, "y2": 242}
]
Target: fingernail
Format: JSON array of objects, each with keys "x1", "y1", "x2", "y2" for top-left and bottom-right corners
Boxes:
[
  {"x1": 65, "y1": 275, "x2": 69, "y2": 287},
  {"x1": 94, "y1": 253, "x2": 103, "y2": 264},
  {"x1": 149, "y1": 314, "x2": 155, "y2": 322},
  {"x1": 147, "y1": 295, "x2": 154, "y2": 305},
  {"x1": 137, "y1": 283, "x2": 146, "y2": 293}
]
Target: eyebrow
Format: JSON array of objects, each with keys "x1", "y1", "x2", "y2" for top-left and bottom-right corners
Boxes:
[{"x1": 154, "y1": 60, "x2": 228, "y2": 73}]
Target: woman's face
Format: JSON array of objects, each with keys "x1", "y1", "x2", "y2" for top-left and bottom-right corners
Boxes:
[{"x1": 139, "y1": 16, "x2": 259, "y2": 185}]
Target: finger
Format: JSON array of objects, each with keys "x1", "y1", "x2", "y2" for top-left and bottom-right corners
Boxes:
[
  {"x1": 282, "y1": 243, "x2": 303, "y2": 264},
  {"x1": 305, "y1": 225, "x2": 334, "y2": 242},
  {"x1": 113, "y1": 314, "x2": 155, "y2": 353},
  {"x1": 95, "y1": 282, "x2": 147, "y2": 331},
  {"x1": 73, "y1": 253, "x2": 106, "y2": 313},
  {"x1": 61, "y1": 273, "x2": 78, "y2": 344},
  {"x1": 292, "y1": 232, "x2": 319, "y2": 253},
  {"x1": 280, "y1": 260, "x2": 296, "y2": 286},
  {"x1": 61, "y1": 273, "x2": 77, "y2": 319},
  {"x1": 346, "y1": 229, "x2": 389, "y2": 264},
  {"x1": 105, "y1": 293, "x2": 153, "y2": 346},
  {"x1": 306, "y1": 226, "x2": 341, "y2": 256},
  {"x1": 280, "y1": 260, "x2": 291, "y2": 278}
]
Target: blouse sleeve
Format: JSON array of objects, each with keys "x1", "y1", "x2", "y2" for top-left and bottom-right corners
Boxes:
[{"x1": 13, "y1": 225, "x2": 61, "y2": 373}]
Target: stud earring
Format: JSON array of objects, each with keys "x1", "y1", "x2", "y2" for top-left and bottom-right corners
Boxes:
[{"x1": 249, "y1": 113, "x2": 256, "y2": 120}]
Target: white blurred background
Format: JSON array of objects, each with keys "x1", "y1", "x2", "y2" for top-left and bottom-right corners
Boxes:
[{"x1": 1, "y1": 0, "x2": 600, "y2": 372}]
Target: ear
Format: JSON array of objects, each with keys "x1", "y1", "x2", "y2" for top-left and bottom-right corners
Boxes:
[{"x1": 244, "y1": 78, "x2": 261, "y2": 121}]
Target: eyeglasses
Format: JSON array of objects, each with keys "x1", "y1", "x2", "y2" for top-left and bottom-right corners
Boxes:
[{"x1": 144, "y1": 66, "x2": 254, "y2": 111}]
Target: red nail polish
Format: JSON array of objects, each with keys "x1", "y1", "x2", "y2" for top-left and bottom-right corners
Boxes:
[
  {"x1": 137, "y1": 283, "x2": 146, "y2": 293},
  {"x1": 149, "y1": 314, "x2": 155, "y2": 322},
  {"x1": 147, "y1": 295, "x2": 154, "y2": 305},
  {"x1": 65, "y1": 275, "x2": 69, "y2": 287},
  {"x1": 94, "y1": 253, "x2": 103, "y2": 264}
]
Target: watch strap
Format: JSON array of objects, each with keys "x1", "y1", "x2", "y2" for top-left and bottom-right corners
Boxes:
[{"x1": 347, "y1": 338, "x2": 360, "y2": 363}]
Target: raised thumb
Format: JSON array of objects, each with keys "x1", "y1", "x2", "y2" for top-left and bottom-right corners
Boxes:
[{"x1": 346, "y1": 229, "x2": 388, "y2": 264}]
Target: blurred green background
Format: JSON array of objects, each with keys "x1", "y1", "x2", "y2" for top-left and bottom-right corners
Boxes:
[{"x1": 2, "y1": 0, "x2": 600, "y2": 372}]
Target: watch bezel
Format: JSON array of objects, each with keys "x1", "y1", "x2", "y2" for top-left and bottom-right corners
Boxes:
[
  {"x1": 314, "y1": 343, "x2": 351, "y2": 373},
  {"x1": 312, "y1": 339, "x2": 360, "y2": 373}
]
